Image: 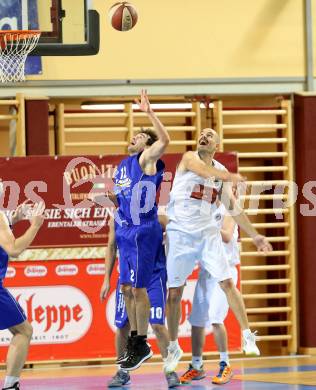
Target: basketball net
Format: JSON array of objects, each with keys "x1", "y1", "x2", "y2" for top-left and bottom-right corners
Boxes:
[{"x1": 0, "y1": 30, "x2": 41, "y2": 83}]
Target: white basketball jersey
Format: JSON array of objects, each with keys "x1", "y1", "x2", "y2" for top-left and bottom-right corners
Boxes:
[
  {"x1": 213, "y1": 204, "x2": 240, "y2": 266},
  {"x1": 166, "y1": 155, "x2": 227, "y2": 233}
]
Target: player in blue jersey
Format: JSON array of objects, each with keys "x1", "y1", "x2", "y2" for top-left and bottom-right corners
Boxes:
[
  {"x1": 0, "y1": 199, "x2": 44, "y2": 390},
  {"x1": 100, "y1": 216, "x2": 180, "y2": 388},
  {"x1": 111, "y1": 90, "x2": 170, "y2": 370}
]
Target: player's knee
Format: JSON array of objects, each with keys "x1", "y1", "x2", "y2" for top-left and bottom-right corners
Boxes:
[
  {"x1": 212, "y1": 323, "x2": 223, "y2": 329},
  {"x1": 151, "y1": 323, "x2": 166, "y2": 338},
  {"x1": 20, "y1": 321, "x2": 33, "y2": 340},
  {"x1": 121, "y1": 284, "x2": 133, "y2": 299},
  {"x1": 219, "y1": 278, "x2": 234, "y2": 292},
  {"x1": 132, "y1": 287, "x2": 147, "y2": 300},
  {"x1": 167, "y1": 287, "x2": 182, "y2": 305}
]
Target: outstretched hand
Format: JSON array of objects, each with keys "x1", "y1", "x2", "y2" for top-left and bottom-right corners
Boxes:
[
  {"x1": 135, "y1": 89, "x2": 152, "y2": 114},
  {"x1": 29, "y1": 202, "x2": 46, "y2": 229},
  {"x1": 228, "y1": 173, "x2": 247, "y2": 186},
  {"x1": 253, "y1": 234, "x2": 273, "y2": 254}
]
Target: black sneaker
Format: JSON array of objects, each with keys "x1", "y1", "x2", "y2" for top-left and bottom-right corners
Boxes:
[
  {"x1": 2, "y1": 383, "x2": 20, "y2": 390},
  {"x1": 116, "y1": 336, "x2": 133, "y2": 364},
  {"x1": 120, "y1": 340, "x2": 153, "y2": 371}
]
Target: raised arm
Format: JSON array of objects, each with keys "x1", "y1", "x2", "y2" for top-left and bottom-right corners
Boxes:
[
  {"x1": 137, "y1": 89, "x2": 170, "y2": 163},
  {"x1": 221, "y1": 183, "x2": 272, "y2": 253},
  {"x1": 0, "y1": 205, "x2": 44, "y2": 258},
  {"x1": 180, "y1": 151, "x2": 245, "y2": 185},
  {"x1": 100, "y1": 217, "x2": 118, "y2": 301}
]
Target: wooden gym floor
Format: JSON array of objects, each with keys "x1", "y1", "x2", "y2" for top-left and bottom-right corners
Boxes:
[{"x1": 3, "y1": 355, "x2": 315, "y2": 389}]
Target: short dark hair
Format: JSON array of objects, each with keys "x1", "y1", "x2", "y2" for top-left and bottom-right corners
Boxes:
[{"x1": 138, "y1": 128, "x2": 158, "y2": 146}]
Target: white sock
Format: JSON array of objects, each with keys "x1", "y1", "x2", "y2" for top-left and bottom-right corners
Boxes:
[
  {"x1": 219, "y1": 352, "x2": 229, "y2": 365},
  {"x1": 192, "y1": 356, "x2": 203, "y2": 370},
  {"x1": 169, "y1": 340, "x2": 179, "y2": 351},
  {"x1": 242, "y1": 328, "x2": 252, "y2": 338},
  {"x1": 4, "y1": 376, "x2": 19, "y2": 388}
]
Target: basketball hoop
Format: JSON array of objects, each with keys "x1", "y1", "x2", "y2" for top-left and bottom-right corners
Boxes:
[{"x1": 0, "y1": 30, "x2": 41, "y2": 83}]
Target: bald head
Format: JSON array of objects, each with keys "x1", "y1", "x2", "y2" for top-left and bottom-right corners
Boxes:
[
  {"x1": 203, "y1": 128, "x2": 220, "y2": 144},
  {"x1": 197, "y1": 128, "x2": 220, "y2": 154}
]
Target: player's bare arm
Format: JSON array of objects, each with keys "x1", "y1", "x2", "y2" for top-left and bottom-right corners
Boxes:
[
  {"x1": 158, "y1": 213, "x2": 169, "y2": 232},
  {"x1": 0, "y1": 204, "x2": 44, "y2": 258},
  {"x1": 179, "y1": 151, "x2": 245, "y2": 185},
  {"x1": 221, "y1": 215, "x2": 236, "y2": 243},
  {"x1": 221, "y1": 183, "x2": 272, "y2": 253},
  {"x1": 137, "y1": 89, "x2": 170, "y2": 172},
  {"x1": 100, "y1": 217, "x2": 118, "y2": 301}
]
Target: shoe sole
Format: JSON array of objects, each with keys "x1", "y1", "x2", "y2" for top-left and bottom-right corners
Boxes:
[
  {"x1": 212, "y1": 372, "x2": 233, "y2": 385},
  {"x1": 121, "y1": 350, "x2": 153, "y2": 371},
  {"x1": 180, "y1": 373, "x2": 206, "y2": 384},
  {"x1": 116, "y1": 357, "x2": 128, "y2": 364},
  {"x1": 168, "y1": 381, "x2": 181, "y2": 388},
  {"x1": 243, "y1": 351, "x2": 260, "y2": 356},
  {"x1": 108, "y1": 379, "x2": 131, "y2": 388},
  {"x1": 164, "y1": 349, "x2": 184, "y2": 373}
]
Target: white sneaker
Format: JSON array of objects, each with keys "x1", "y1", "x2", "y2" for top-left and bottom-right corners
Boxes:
[
  {"x1": 163, "y1": 344, "x2": 183, "y2": 373},
  {"x1": 243, "y1": 331, "x2": 260, "y2": 356}
]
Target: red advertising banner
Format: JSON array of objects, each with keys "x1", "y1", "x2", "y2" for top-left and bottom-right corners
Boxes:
[
  {"x1": 0, "y1": 260, "x2": 240, "y2": 362},
  {"x1": 0, "y1": 153, "x2": 237, "y2": 249}
]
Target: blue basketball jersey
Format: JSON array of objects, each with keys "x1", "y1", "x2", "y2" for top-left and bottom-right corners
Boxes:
[
  {"x1": 114, "y1": 153, "x2": 165, "y2": 224},
  {"x1": 0, "y1": 247, "x2": 9, "y2": 281}
]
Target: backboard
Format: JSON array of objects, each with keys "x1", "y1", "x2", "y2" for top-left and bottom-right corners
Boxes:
[{"x1": 0, "y1": 0, "x2": 100, "y2": 56}]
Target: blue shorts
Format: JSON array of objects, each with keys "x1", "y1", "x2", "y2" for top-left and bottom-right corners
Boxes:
[
  {"x1": 115, "y1": 219, "x2": 165, "y2": 288},
  {"x1": 0, "y1": 283, "x2": 27, "y2": 330},
  {"x1": 115, "y1": 267, "x2": 167, "y2": 328}
]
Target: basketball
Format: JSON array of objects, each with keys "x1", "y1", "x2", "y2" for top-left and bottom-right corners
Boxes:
[{"x1": 109, "y1": 2, "x2": 138, "y2": 31}]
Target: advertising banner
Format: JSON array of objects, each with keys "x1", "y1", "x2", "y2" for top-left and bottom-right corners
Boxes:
[{"x1": 0, "y1": 153, "x2": 237, "y2": 249}]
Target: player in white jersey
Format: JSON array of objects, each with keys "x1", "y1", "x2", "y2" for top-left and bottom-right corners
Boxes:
[
  {"x1": 180, "y1": 202, "x2": 239, "y2": 385},
  {"x1": 164, "y1": 128, "x2": 272, "y2": 373}
]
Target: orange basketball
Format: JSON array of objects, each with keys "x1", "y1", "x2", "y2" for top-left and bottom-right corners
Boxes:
[{"x1": 109, "y1": 2, "x2": 138, "y2": 31}]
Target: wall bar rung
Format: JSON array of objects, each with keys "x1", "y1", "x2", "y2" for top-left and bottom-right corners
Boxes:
[
  {"x1": 224, "y1": 137, "x2": 287, "y2": 144},
  {"x1": 243, "y1": 293, "x2": 291, "y2": 299},
  {"x1": 65, "y1": 127, "x2": 128, "y2": 133},
  {"x1": 241, "y1": 264, "x2": 290, "y2": 271},
  {"x1": 245, "y1": 208, "x2": 289, "y2": 215},
  {"x1": 241, "y1": 236, "x2": 290, "y2": 243},
  {"x1": 133, "y1": 112, "x2": 196, "y2": 118},
  {"x1": 65, "y1": 141, "x2": 128, "y2": 147},
  {"x1": 223, "y1": 109, "x2": 287, "y2": 116},
  {"x1": 252, "y1": 222, "x2": 289, "y2": 228},
  {"x1": 256, "y1": 335, "x2": 292, "y2": 341},
  {"x1": 65, "y1": 112, "x2": 128, "y2": 119},
  {"x1": 241, "y1": 278, "x2": 291, "y2": 285},
  {"x1": 223, "y1": 124, "x2": 287, "y2": 130},
  {"x1": 246, "y1": 307, "x2": 291, "y2": 314},
  {"x1": 238, "y1": 152, "x2": 288, "y2": 158},
  {"x1": 241, "y1": 250, "x2": 290, "y2": 257},
  {"x1": 239, "y1": 166, "x2": 288, "y2": 172},
  {"x1": 240, "y1": 194, "x2": 288, "y2": 201},
  {"x1": 249, "y1": 321, "x2": 292, "y2": 327}
]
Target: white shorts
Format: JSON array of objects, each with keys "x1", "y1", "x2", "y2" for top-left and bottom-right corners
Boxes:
[
  {"x1": 166, "y1": 223, "x2": 232, "y2": 288},
  {"x1": 189, "y1": 265, "x2": 238, "y2": 327}
]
